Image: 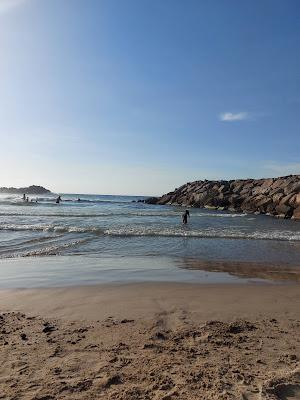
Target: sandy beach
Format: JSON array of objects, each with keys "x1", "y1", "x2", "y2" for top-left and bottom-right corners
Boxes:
[
  {"x1": 0, "y1": 282, "x2": 300, "y2": 399},
  {"x1": 1, "y1": 0, "x2": 299, "y2": 398}
]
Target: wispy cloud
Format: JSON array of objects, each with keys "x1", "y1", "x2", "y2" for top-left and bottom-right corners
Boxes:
[
  {"x1": 262, "y1": 161, "x2": 300, "y2": 176},
  {"x1": 0, "y1": 0, "x2": 27, "y2": 14},
  {"x1": 219, "y1": 112, "x2": 249, "y2": 122}
]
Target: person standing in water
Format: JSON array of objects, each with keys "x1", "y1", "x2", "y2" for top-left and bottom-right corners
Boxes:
[
  {"x1": 56, "y1": 195, "x2": 61, "y2": 204},
  {"x1": 22, "y1": 194, "x2": 26, "y2": 201},
  {"x1": 182, "y1": 209, "x2": 190, "y2": 224}
]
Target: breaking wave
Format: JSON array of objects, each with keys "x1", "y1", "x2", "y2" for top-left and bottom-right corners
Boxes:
[
  {"x1": 0, "y1": 211, "x2": 249, "y2": 218},
  {"x1": 0, "y1": 224, "x2": 104, "y2": 234},
  {"x1": 2, "y1": 238, "x2": 88, "y2": 258},
  {"x1": 0, "y1": 198, "x2": 140, "y2": 206},
  {"x1": 0, "y1": 223, "x2": 299, "y2": 241}
]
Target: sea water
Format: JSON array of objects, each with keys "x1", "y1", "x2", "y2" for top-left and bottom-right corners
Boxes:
[{"x1": 0, "y1": 192, "x2": 299, "y2": 287}]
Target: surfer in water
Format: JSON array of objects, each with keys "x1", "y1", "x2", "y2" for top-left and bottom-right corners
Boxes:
[
  {"x1": 56, "y1": 195, "x2": 62, "y2": 204},
  {"x1": 182, "y1": 209, "x2": 190, "y2": 224}
]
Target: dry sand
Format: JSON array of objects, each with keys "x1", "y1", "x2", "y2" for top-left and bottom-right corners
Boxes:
[{"x1": 0, "y1": 283, "x2": 299, "y2": 399}]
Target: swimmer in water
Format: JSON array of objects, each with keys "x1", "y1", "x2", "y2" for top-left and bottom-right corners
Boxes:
[{"x1": 182, "y1": 209, "x2": 190, "y2": 224}]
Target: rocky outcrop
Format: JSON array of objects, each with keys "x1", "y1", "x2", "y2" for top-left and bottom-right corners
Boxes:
[
  {"x1": 145, "y1": 175, "x2": 300, "y2": 220},
  {"x1": 0, "y1": 185, "x2": 51, "y2": 194}
]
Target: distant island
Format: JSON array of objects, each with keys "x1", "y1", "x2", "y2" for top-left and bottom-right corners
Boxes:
[
  {"x1": 145, "y1": 175, "x2": 300, "y2": 220},
  {"x1": 0, "y1": 185, "x2": 51, "y2": 195}
]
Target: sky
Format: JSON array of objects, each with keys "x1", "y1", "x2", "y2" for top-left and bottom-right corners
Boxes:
[{"x1": 0, "y1": 0, "x2": 299, "y2": 195}]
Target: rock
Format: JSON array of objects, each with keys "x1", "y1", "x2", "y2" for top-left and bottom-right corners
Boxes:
[
  {"x1": 232, "y1": 184, "x2": 244, "y2": 194},
  {"x1": 293, "y1": 193, "x2": 300, "y2": 206},
  {"x1": 149, "y1": 175, "x2": 300, "y2": 220},
  {"x1": 228, "y1": 195, "x2": 243, "y2": 210},
  {"x1": 42, "y1": 322, "x2": 56, "y2": 334},
  {"x1": 240, "y1": 184, "x2": 254, "y2": 196},
  {"x1": 275, "y1": 204, "x2": 293, "y2": 218},
  {"x1": 269, "y1": 187, "x2": 284, "y2": 197},
  {"x1": 272, "y1": 192, "x2": 285, "y2": 204},
  {"x1": 261, "y1": 178, "x2": 274, "y2": 187},
  {"x1": 157, "y1": 194, "x2": 172, "y2": 205},
  {"x1": 279, "y1": 193, "x2": 295, "y2": 205},
  {"x1": 218, "y1": 185, "x2": 228, "y2": 193},
  {"x1": 266, "y1": 203, "x2": 276, "y2": 214},
  {"x1": 292, "y1": 206, "x2": 300, "y2": 220},
  {"x1": 144, "y1": 197, "x2": 159, "y2": 204},
  {"x1": 283, "y1": 181, "x2": 300, "y2": 194},
  {"x1": 256, "y1": 196, "x2": 273, "y2": 212}
]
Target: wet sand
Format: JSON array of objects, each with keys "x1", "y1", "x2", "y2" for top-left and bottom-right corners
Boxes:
[
  {"x1": 0, "y1": 282, "x2": 300, "y2": 399},
  {"x1": 180, "y1": 259, "x2": 300, "y2": 282}
]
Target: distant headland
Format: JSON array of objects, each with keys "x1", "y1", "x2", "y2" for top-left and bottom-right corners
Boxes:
[
  {"x1": 0, "y1": 185, "x2": 51, "y2": 195},
  {"x1": 145, "y1": 175, "x2": 300, "y2": 220}
]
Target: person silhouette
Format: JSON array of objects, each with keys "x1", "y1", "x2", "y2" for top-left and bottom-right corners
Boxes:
[{"x1": 182, "y1": 210, "x2": 190, "y2": 224}]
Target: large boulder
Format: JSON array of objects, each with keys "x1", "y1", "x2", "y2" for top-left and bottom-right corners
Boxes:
[
  {"x1": 293, "y1": 193, "x2": 300, "y2": 206},
  {"x1": 144, "y1": 197, "x2": 159, "y2": 204},
  {"x1": 279, "y1": 193, "x2": 296, "y2": 205},
  {"x1": 272, "y1": 192, "x2": 285, "y2": 204},
  {"x1": 275, "y1": 204, "x2": 293, "y2": 218},
  {"x1": 292, "y1": 207, "x2": 300, "y2": 220}
]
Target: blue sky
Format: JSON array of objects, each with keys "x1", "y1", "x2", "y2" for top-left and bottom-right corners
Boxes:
[{"x1": 0, "y1": 0, "x2": 299, "y2": 195}]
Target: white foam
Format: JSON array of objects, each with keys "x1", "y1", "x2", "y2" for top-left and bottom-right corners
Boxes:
[{"x1": 0, "y1": 223, "x2": 299, "y2": 242}]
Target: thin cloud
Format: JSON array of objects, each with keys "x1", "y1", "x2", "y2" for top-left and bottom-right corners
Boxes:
[
  {"x1": 262, "y1": 161, "x2": 300, "y2": 176},
  {"x1": 219, "y1": 112, "x2": 249, "y2": 122}
]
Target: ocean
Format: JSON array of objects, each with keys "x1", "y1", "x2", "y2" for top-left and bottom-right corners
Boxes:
[{"x1": 0, "y1": 192, "x2": 299, "y2": 287}]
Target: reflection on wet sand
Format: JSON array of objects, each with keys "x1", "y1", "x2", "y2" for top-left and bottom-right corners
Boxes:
[{"x1": 180, "y1": 259, "x2": 300, "y2": 282}]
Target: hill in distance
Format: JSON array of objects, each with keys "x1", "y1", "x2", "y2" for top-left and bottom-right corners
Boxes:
[{"x1": 0, "y1": 185, "x2": 51, "y2": 194}]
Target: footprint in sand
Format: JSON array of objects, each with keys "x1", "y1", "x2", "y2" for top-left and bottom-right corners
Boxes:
[
  {"x1": 274, "y1": 384, "x2": 300, "y2": 399},
  {"x1": 262, "y1": 369, "x2": 300, "y2": 400}
]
